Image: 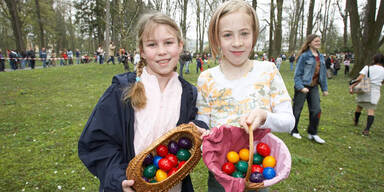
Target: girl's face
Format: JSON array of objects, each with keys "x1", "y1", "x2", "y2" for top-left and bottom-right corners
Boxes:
[
  {"x1": 218, "y1": 10, "x2": 253, "y2": 67},
  {"x1": 309, "y1": 37, "x2": 321, "y2": 50},
  {"x1": 141, "y1": 24, "x2": 183, "y2": 78}
]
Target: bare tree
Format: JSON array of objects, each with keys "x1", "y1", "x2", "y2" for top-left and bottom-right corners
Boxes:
[
  {"x1": 336, "y1": 0, "x2": 348, "y2": 51},
  {"x1": 34, "y1": 0, "x2": 45, "y2": 49},
  {"x1": 347, "y1": 0, "x2": 384, "y2": 77},
  {"x1": 4, "y1": 0, "x2": 25, "y2": 51},
  {"x1": 288, "y1": 0, "x2": 304, "y2": 54},
  {"x1": 268, "y1": 0, "x2": 274, "y2": 59},
  {"x1": 104, "y1": 0, "x2": 111, "y2": 59},
  {"x1": 306, "y1": 0, "x2": 315, "y2": 36},
  {"x1": 271, "y1": 0, "x2": 283, "y2": 58}
]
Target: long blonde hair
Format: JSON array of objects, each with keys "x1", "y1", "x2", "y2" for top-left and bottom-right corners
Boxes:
[
  {"x1": 296, "y1": 34, "x2": 320, "y2": 61},
  {"x1": 122, "y1": 12, "x2": 183, "y2": 109},
  {"x1": 208, "y1": 0, "x2": 259, "y2": 59}
]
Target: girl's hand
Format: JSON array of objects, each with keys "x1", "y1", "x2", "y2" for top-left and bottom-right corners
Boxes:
[
  {"x1": 122, "y1": 180, "x2": 135, "y2": 192},
  {"x1": 189, "y1": 122, "x2": 211, "y2": 139},
  {"x1": 323, "y1": 91, "x2": 328, "y2": 96},
  {"x1": 300, "y1": 87, "x2": 309, "y2": 93},
  {"x1": 240, "y1": 109, "x2": 267, "y2": 134}
]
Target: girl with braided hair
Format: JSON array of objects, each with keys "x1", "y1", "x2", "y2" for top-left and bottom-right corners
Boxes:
[{"x1": 78, "y1": 12, "x2": 208, "y2": 192}]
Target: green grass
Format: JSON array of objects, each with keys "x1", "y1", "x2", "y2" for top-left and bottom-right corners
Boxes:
[{"x1": 0, "y1": 60, "x2": 383, "y2": 191}]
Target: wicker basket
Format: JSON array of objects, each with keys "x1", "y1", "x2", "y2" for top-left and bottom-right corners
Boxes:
[
  {"x1": 126, "y1": 124, "x2": 202, "y2": 192},
  {"x1": 244, "y1": 126, "x2": 264, "y2": 190}
]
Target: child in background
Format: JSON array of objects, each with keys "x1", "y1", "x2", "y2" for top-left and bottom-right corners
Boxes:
[
  {"x1": 78, "y1": 12, "x2": 208, "y2": 192},
  {"x1": 196, "y1": 0, "x2": 294, "y2": 191}
]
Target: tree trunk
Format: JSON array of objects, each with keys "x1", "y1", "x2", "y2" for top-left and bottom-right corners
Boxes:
[
  {"x1": 96, "y1": 0, "x2": 105, "y2": 45},
  {"x1": 347, "y1": 0, "x2": 384, "y2": 77},
  {"x1": 4, "y1": 0, "x2": 25, "y2": 51},
  {"x1": 196, "y1": 0, "x2": 201, "y2": 53},
  {"x1": 268, "y1": 0, "x2": 274, "y2": 59},
  {"x1": 271, "y1": 0, "x2": 283, "y2": 58},
  {"x1": 336, "y1": 1, "x2": 348, "y2": 51},
  {"x1": 306, "y1": 0, "x2": 315, "y2": 36},
  {"x1": 104, "y1": 0, "x2": 111, "y2": 59},
  {"x1": 181, "y1": 0, "x2": 188, "y2": 47},
  {"x1": 252, "y1": 0, "x2": 257, "y2": 10},
  {"x1": 34, "y1": 0, "x2": 45, "y2": 49},
  {"x1": 288, "y1": 0, "x2": 303, "y2": 54}
]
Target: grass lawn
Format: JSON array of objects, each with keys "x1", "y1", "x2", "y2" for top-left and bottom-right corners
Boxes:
[{"x1": 0, "y1": 60, "x2": 383, "y2": 191}]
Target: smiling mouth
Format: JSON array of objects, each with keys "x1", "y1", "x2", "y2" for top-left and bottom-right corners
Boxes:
[
  {"x1": 231, "y1": 51, "x2": 244, "y2": 55},
  {"x1": 157, "y1": 59, "x2": 170, "y2": 64}
]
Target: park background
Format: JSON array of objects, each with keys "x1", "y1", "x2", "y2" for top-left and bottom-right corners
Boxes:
[
  {"x1": 1, "y1": 0, "x2": 384, "y2": 191},
  {"x1": 1, "y1": 60, "x2": 384, "y2": 191}
]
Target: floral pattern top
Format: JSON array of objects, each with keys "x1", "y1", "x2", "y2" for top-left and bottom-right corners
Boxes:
[{"x1": 196, "y1": 60, "x2": 291, "y2": 129}]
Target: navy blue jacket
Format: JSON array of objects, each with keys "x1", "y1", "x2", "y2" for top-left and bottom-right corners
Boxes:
[{"x1": 78, "y1": 72, "x2": 208, "y2": 192}]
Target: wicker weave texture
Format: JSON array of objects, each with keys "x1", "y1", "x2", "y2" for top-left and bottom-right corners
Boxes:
[{"x1": 126, "y1": 124, "x2": 202, "y2": 192}]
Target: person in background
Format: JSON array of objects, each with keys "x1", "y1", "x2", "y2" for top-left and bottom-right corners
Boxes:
[
  {"x1": 185, "y1": 51, "x2": 192, "y2": 74},
  {"x1": 107, "y1": 41, "x2": 116, "y2": 64},
  {"x1": 40, "y1": 47, "x2": 47, "y2": 68},
  {"x1": 67, "y1": 49, "x2": 73, "y2": 65},
  {"x1": 289, "y1": 54, "x2": 295, "y2": 71},
  {"x1": 28, "y1": 48, "x2": 36, "y2": 69},
  {"x1": 349, "y1": 54, "x2": 384, "y2": 136},
  {"x1": 275, "y1": 55, "x2": 282, "y2": 70},
  {"x1": 78, "y1": 12, "x2": 208, "y2": 192},
  {"x1": 0, "y1": 49, "x2": 5, "y2": 72},
  {"x1": 76, "y1": 49, "x2": 80, "y2": 64},
  {"x1": 97, "y1": 45, "x2": 104, "y2": 64},
  {"x1": 344, "y1": 58, "x2": 350, "y2": 76},
  {"x1": 291, "y1": 34, "x2": 328, "y2": 144}
]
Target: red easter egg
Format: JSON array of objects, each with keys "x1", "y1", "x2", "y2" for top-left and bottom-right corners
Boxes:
[
  {"x1": 158, "y1": 158, "x2": 173, "y2": 172},
  {"x1": 156, "y1": 144, "x2": 168, "y2": 157},
  {"x1": 251, "y1": 164, "x2": 264, "y2": 173},
  {"x1": 256, "y1": 142, "x2": 271, "y2": 157},
  {"x1": 221, "y1": 162, "x2": 235, "y2": 175},
  {"x1": 165, "y1": 154, "x2": 178, "y2": 167},
  {"x1": 168, "y1": 167, "x2": 178, "y2": 176}
]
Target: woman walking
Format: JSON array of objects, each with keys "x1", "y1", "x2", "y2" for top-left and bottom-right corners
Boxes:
[
  {"x1": 350, "y1": 54, "x2": 384, "y2": 136},
  {"x1": 291, "y1": 34, "x2": 328, "y2": 144}
]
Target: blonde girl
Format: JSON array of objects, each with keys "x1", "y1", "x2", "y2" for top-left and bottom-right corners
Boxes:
[
  {"x1": 197, "y1": 0, "x2": 294, "y2": 191},
  {"x1": 79, "y1": 12, "x2": 208, "y2": 192}
]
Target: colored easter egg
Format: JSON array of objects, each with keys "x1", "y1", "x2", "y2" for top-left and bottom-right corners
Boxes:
[
  {"x1": 226, "y1": 151, "x2": 240, "y2": 163},
  {"x1": 262, "y1": 156, "x2": 276, "y2": 168},
  {"x1": 176, "y1": 149, "x2": 191, "y2": 161},
  {"x1": 253, "y1": 153, "x2": 264, "y2": 165},
  {"x1": 143, "y1": 164, "x2": 157, "y2": 178},
  {"x1": 222, "y1": 162, "x2": 235, "y2": 175},
  {"x1": 143, "y1": 153, "x2": 154, "y2": 166},
  {"x1": 168, "y1": 141, "x2": 179, "y2": 155},
  {"x1": 251, "y1": 164, "x2": 264, "y2": 174},
  {"x1": 156, "y1": 144, "x2": 168, "y2": 157},
  {"x1": 178, "y1": 137, "x2": 192, "y2": 149},
  {"x1": 249, "y1": 172, "x2": 264, "y2": 183},
  {"x1": 153, "y1": 156, "x2": 162, "y2": 168},
  {"x1": 177, "y1": 161, "x2": 186, "y2": 169},
  {"x1": 232, "y1": 171, "x2": 244, "y2": 178},
  {"x1": 149, "y1": 180, "x2": 157, "y2": 183},
  {"x1": 168, "y1": 167, "x2": 178, "y2": 176},
  {"x1": 256, "y1": 142, "x2": 271, "y2": 157},
  {"x1": 155, "y1": 169, "x2": 168, "y2": 182},
  {"x1": 239, "y1": 148, "x2": 250, "y2": 161},
  {"x1": 158, "y1": 158, "x2": 173, "y2": 172},
  {"x1": 236, "y1": 161, "x2": 248, "y2": 173},
  {"x1": 165, "y1": 154, "x2": 178, "y2": 168},
  {"x1": 262, "y1": 167, "x2": 276, "y2": 179}
]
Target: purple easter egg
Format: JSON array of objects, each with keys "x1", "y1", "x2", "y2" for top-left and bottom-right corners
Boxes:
[
  {"x1": 249, "y1": 172, "x2": 264, "y2": 183},
  {"x1": 143, "y1": 153, "x2": 154, "y2": 166},
  {"x1": 178, "y1": 137, "x2": 192, "y2": 149},
  {"x1": 168, "y1": 141, "x2": 179, "y2": 155}
]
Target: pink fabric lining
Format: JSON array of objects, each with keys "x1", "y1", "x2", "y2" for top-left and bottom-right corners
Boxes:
[{"x1": 202, "y1": 125, "x2": 291, "y2": 191}]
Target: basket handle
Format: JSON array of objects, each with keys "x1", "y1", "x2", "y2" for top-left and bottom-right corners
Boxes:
[{"x1": 245, "y1": 125, "x2": 254, "y2": 181}]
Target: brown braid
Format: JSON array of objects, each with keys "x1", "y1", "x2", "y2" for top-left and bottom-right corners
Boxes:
[{"x1": 123, "y1": 58, "x2": 147, "y2": 109}]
